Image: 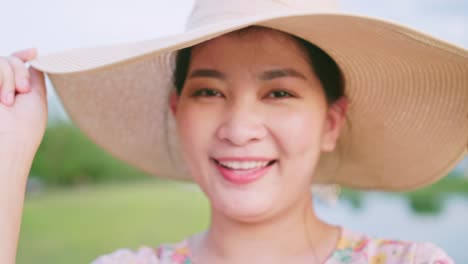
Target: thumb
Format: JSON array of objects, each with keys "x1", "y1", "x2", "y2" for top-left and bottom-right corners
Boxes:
[
  {"x1": 28, "y1": 67, "x2": 47, "y2": 98},
  {"x1": 11, "y1": 48, "x2": 38, "y2": 62}
]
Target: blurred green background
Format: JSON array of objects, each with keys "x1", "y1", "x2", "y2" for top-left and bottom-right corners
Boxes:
[
  {"x1": 17, "y1": 122, "x2": 468, "y2": 263},
  {"x1": 18, "y1": 180, "x2": 209, "y2": 263}
]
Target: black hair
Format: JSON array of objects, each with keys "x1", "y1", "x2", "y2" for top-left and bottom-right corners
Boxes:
[{"x1": 172, "y1": 26, "x2": 345, "y2": 104}]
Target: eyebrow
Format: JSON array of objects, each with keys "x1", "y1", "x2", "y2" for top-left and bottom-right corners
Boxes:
[
  {"x1": 187, "y1": 68, "x2": 307, "y2": 81},
  {"x1": 259, "y1": 69, "x2": 307, "y2": 81},
  {"x1": 188, "y1": 69, "x2": 226, "y2": 80}
]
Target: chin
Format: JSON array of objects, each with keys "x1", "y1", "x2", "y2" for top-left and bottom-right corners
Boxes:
[{"x1": 209, "y1": 186, "x2": 280, "y2": 222}]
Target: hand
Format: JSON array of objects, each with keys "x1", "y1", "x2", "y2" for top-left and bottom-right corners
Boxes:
[{"x1": 0, "y1": 48, "x2": 48, "y2": 155}]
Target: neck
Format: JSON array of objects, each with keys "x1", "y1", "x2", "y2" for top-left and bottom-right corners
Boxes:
[{"x1": 191, "y1": 193, "x2": 339, "y2": 263}]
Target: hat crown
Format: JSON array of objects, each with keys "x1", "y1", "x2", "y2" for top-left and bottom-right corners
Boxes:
[{"x1": 186, "y1": 0, "x2": 337, "y2": 30}]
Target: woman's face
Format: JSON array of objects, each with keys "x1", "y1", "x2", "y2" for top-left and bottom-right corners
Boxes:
[{"x1": 172, "y1": 29, "x2": 346, "y2": 222}]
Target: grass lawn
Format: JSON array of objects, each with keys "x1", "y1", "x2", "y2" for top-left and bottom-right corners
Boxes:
[{"x1": 17, "y1": 180, "x2": 209, "y2": 264}]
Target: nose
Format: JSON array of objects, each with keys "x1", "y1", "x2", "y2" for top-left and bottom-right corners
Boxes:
[{"x1": 216, "y1": 99, "x2": 267, "y2": 146}]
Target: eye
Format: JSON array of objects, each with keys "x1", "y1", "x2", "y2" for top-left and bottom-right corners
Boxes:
[
  {"x1": 266, "y1": 90, "x2": 294, "y2": 99},
  {"x1": 192, "y1": 88, "x2": 223, "y2": 98}
]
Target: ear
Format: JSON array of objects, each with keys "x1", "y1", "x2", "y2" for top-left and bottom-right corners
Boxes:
[
  {"x1": 321, "y1": 97, "x2": 348, "y2": 152},
  {"x1": 169, "y1": 91, "x2": 179, "y2": 116}
]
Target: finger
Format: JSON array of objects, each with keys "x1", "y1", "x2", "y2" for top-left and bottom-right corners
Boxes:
[
  {"x1": 11, "y1": 48, "x2": 37, "y2": 62},
  {"x1": 7, "y1": 55, "x2": 30, "y2": 93},
  {"x1": 0, "y1": 59, "x2": 15, "y2": 106},
  {"x1": 29, "y1": 67, "x2": 46, "y2": 99}
]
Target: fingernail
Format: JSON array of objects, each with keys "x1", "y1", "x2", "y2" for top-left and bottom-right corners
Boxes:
[{"x1": 4, "y1": 91, "x2": 14, "y2": 105}]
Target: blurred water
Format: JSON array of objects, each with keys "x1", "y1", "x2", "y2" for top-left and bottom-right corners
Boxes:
[{"x1": 315, "y1": 194, "x2": 468, "y2": 263}]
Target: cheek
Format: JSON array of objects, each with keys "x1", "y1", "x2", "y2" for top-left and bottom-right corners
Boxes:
[
  {"x1": 268, "y1": 105, "x2": 326, "y2": 157},
  {"x1": 176, "y1": 104, "x2": 209, "y2": 152},
  {"x1": 267, "y1": 104, "x2": 327, "y2": 187},
  {"x1": 175, "y1": 112, "x2": 205, "y2": 185},
  {"x1": 175, "y1": 102, "x2": 220, "y2": 175}
]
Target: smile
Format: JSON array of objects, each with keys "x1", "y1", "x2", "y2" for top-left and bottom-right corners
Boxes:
[{"x1": 212, "y1": 158, "x2": 277, "y2": 185}]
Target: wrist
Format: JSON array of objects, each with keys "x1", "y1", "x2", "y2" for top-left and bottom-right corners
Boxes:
[{"x1": 0, "y1": 137, "x2": 39, "y2": 162}]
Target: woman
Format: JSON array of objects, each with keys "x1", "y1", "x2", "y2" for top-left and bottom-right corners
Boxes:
[{"x1": 1, "y1": 1, "x2": 467, "y2": 263}]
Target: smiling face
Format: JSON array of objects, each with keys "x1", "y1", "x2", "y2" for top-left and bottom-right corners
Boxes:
[{"x1": 172, "y1": 28, "x2": 346, "y2": 222}]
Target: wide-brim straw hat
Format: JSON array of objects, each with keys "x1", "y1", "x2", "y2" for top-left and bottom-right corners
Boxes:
[{"x1": 30, "y1": 0, "x2": 468, "y2": 191}]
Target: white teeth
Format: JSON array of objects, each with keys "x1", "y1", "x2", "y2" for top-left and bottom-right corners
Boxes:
[{"x1": 218, "y1": 161, "x2": 270, "y2": 170}]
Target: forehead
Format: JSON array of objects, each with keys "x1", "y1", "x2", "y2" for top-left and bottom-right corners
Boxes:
[{"x1": 190, "y1": 27, "x2": 310, "y2": 68}]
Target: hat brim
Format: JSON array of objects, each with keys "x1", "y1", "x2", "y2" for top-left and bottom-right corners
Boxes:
[{"x1": 31, "y1": 13, "x2": 468, "y2": 191}]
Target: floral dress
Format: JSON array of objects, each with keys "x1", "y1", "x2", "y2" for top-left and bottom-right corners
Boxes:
[{"x1": 91, "y1": 228, "x2": 454, "y2": 263}]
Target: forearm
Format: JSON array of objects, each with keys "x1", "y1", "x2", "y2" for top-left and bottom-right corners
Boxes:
[{"x1": 0, "y1": 142, "x2": 35, "y2": 264}]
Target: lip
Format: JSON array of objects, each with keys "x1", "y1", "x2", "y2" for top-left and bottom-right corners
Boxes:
[{"x1": 212, "y1": 158, "x2": 276, "y2": 185}]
